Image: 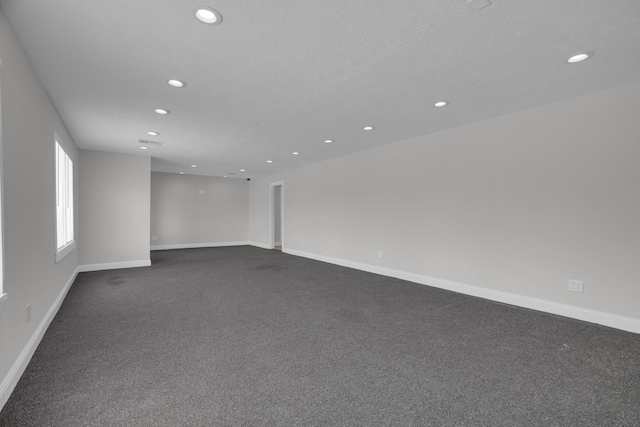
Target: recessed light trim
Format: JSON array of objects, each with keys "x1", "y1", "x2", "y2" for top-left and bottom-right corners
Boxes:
[
  {"x1": 140, "y1": 146, "x2": 149, "y2": 150},
  {"x1": 196, "y1": 7, "x2": 222, "y2": 24},
  {"x1": 266, "y1": 160, "x2": 273, "y2": 163},
  {"x1": 147, "y1": 131, "x2": 159, "y2": 136},
  {"x1": 292, "y1": 152, "x2": 299, "y2": 155},
  {"x1": 191, "y1": 164, "x2": 197, "y2": 168},
  {"x1": 155, "y1": 108, "x2": 170, "y2": 115},
  {"x1": 168, "y1": 79, "x2": 186, "y2": 88},
  {"x1": 363, "y1": 126, "x2": 374, "y2": 131},
  {"x1": 240, "y1": 169, "x2": 246, "y2": 172},
  {"x1": 434, "y1": 101, "x2": 447, "y2": 107},
  {"x1": 324, "y1": 139, "x2": 333, "y2": 144},
  {"x1": 567, "y1": 53, "x2": 590, "y2": 63},
  {"x1": 179, "y1": 172, "x2": 185, "y2": 175}
]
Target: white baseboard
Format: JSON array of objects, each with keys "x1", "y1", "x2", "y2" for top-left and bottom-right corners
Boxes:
[
  {"x1": 249, "y1": 241, "x2": 271, "y2": 250},
  {"x1": 151, "y1": 241, "x2": 249, "y2": 251},
  {"x1": 152, "y1": 241, "x2": 275, "y2": 251},
  {"x1": 0, "y1": 266, "x2": 79, "y2": 412},
  {"x1": 78, "y1": 260, "x2": 151, "y2": 272},
  {"x1": 284, "y1": 248, "x2": 640, "y2": 335}
]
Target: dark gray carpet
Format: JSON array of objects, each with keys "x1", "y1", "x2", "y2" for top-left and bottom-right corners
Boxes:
[{"x1": 1, "y1": 246, "x2": 639, "y2": 426}]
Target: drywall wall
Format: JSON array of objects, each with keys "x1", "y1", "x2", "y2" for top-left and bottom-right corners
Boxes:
[
  {"x1": 78, "y1": 150, "x2": 150, "y2": 269},
  {"x1": 0, "y1": 6, "x2": 79, "y2": 407},
  {"x1": 249, "y1": 81, "x2": 640, "y2": 327},
  {"x1": 274, "y1": 185, "x2": 282, "y2": 245},
  {"x1": 150, "y1": 172, "x2": 249, "y2": 249}
]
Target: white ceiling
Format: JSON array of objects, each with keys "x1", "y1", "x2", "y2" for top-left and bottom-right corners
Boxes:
[{"x1": 2, "y1": 0, "x2": 640, "y2": 178}]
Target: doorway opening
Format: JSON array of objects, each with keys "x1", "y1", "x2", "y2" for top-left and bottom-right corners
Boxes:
[{"x1": 269, "y1": 181, "x2": 283, "y2": 251}]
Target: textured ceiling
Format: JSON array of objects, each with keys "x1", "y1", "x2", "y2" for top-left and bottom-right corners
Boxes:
[{"x1": 2, "y1": 0, "x2": 640, "y2": 178}]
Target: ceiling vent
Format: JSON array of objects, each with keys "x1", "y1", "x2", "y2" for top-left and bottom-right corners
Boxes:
[{"x1": 138, "y1": 139, "x2": 163, "y2": 146}]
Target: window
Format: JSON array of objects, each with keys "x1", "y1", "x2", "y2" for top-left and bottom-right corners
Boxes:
[{"x1": 55, "y1": 135, "x2": 74, "y2": 262}]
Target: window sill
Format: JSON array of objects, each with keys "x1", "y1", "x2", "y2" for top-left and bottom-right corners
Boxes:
[{"x1": 55, "y1": 241, "x2": 76, "y2": 263}]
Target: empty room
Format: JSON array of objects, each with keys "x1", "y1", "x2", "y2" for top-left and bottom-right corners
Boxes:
[{"x1": 0, "y1": 1, "x2": 639, "y2": 425}]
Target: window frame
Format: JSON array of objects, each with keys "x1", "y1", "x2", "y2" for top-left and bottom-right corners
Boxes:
[{"x1": 54, "y1": 132, "x2": 75, "y2": 263}]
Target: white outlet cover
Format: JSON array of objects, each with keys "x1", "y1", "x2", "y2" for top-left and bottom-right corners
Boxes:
[{"x1": 568, "y1": 279, "x2": 584, "y2": 293}]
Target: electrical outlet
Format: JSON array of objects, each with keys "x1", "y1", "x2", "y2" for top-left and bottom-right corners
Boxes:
[
  {"x1": 26, "y1": 304, "x2": 31, "y2": 322},
  {"x1": 568, "y1": 280, "x2": 584, "y2": 293},
  {"x1": 377, "y1": 251, "x2": 384, "y2": 260}
]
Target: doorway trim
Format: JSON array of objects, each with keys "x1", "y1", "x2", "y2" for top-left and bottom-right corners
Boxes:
[{"x1": 268, "y1": 181, "x2": 284, "y2": 250}]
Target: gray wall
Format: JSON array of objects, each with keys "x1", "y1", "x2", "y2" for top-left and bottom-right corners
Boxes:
[
  {"x1": 249, "y1": 81, "x2": 640, "y2": 322},
  {"x1": 78, "y1": 150, "x2": 150, "y2": 267},
  {"x1": 0, "y1": 6, "x2": 79, "y2": 400},
  {"x1": 274, "y1": 185, "x2": 282, "y2": 245},
  {"x1": 150, "y1": 172, "x2": 249, "y2": 248}
]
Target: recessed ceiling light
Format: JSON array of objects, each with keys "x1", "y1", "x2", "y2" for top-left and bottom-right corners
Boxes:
[
  {"x1": 266, "y1": 160, "x2": 273, "y2": 163},
  {"x1": 140, "y1": 146, "x2": 149, "y2": 150},
  {"x1": 223, "y1": 175, "x2": 228, "y2": 178},
  {"x1": 155, "y1": 108, "x2": 170, "y2": 115},
  {"x1": 168, "y1": 79, "x2": 186, "y2": 88},
  {"x1": 292, "y1": 152, "x2": 299, "y2": 155},
  {"x1": 179, "y1": 172, "x2": 185, "y2": 174},
  {"x1": 434, "y1": 101, "x2": 447, "y2": 107},
  {"x1": 324, "y1": 139, "x2": 333, "y2": 144},
  {"x1": 191, "y1": 164, "x2": 197, "y2": 168},
  {"x1": 567, "y1": 53, "x2": 590, "y2": 63},
  {"x1": 196, "y1": 7, "x2": 222, "y2": 24},
  {"x1": 147, "y1": 131, "x2": 159, "y2": 136},
  {"x1": 363, "y1": 126, "x2": 374, "y2": 131},
  {"x1": 240, "y1": 169, "x2": 245, "y2": 172}
]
